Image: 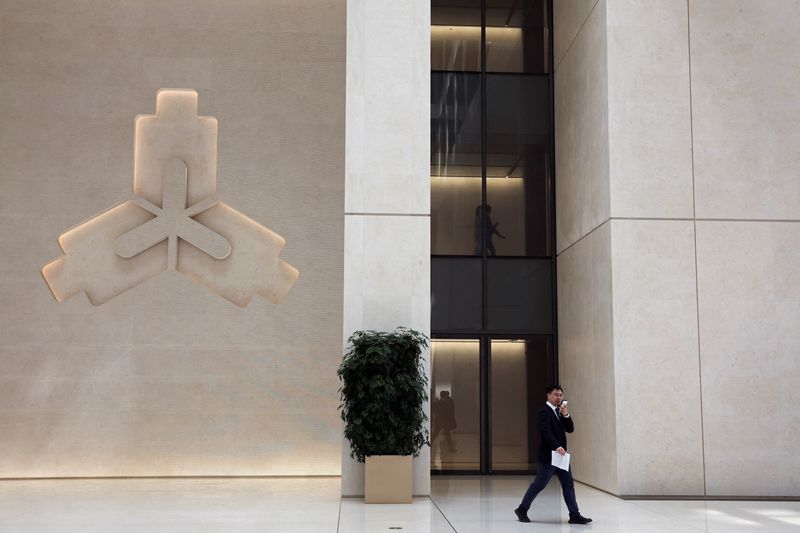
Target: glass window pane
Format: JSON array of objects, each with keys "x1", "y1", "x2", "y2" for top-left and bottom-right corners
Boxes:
[
  {"x1": 431, "y1": 1, "x2": 482, "y2": 72},
  {"x1": 485, "y1": 166, "x2": 549, "y2": 257},
  {"x1": 485, "y1": 0, "x2": 550, "y2": 73},
  {"x1": 491, "y1": 337, "x2": 552, "y2": 471},
  {"x1": 486, "y1": 74, "x2": 551, "y2": 256},
  {"x1": 487, "y1": 258, "x2": 553, "y2": 331},
  {"x1": 431, "y1": 71, "x2": 483, "y2": 255},
  {"x1": 431, "y1": 339, "x2": 481, "y2": 472},
  {"x1": 432, "y1": 176, "x2": 483, "y2": 255},
  {"x1": 432, "y1": 257, "x2": 482, "y2": 331}
]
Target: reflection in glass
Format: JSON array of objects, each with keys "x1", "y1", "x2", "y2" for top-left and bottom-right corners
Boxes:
[
  {"x1": 491, "y1": 337, "x2": 551, "y2": 471},
  {"x1": 431, "y1": 339, "x2": 481, "y2": 471},
  {"x1": 486, "y1": 74, "x2": 551, "y2": 256},
  {"x1": 431, "y1": 25, "x2": 481, "y2": 72},
  {"x1": 431, "y1": 72, "x2": 482, "y2": 179},
  {"x1": 485, "y1": 0, "x2": 550, "y2": 73},
  {"x1": 474, "y1": 203, "x2": 506, "y2": 256},
  {"x1": 431, "y1": 1, "x2": 481, "y2": 71},
  {"x1": 482, "y1": 177, "x2": 523, "y2": 256},
  {"x1": 431, "y1": 71, "x2": 482, "y2": 256},
  {"x1": 487, "y1": 259, "x2": 553, "y2": 331}
]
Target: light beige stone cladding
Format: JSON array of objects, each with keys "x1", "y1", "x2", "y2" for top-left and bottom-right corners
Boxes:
[
  {"x1": 0, "y1": 0, "x2": 345, "y2": 477},
  {"x1": 555, "y1": 0, "x2": 800, "y2": 496},
  {"x1": 690, "y1": 1, "x2": 800, "y2": 220},
  {"x1": 689, "y1": 3, "x2": 800, "y2": 498},
  {"x1": 553, "y1": 0, "x2": 600, "y2": 70},
  {"x1": 695, "y1": 221, "x2": 800, "y2": 497},
  {"x1": 554, "y1": 0, "x2": 609, "y2": 255},
  {"x1": 341, "y1": 0, "x2": 431, "y2": 497},
  {"x1": 607, "y1": 0, "x2": 694, "y2": 219},
  {"x1": 557, "y1": 222, "x2": 618, "y2": 493},
  {"x1": 610, "y1": 219, "x2": 704, "y2": 496}
]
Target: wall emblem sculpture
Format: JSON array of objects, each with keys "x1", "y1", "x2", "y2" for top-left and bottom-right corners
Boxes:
[{"x1": 42, "y1": 89, "x2": 299, "y2": 307}]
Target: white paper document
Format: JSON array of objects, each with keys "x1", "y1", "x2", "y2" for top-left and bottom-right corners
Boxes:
[{"x1": 551, "y1": 451, "x2": 571, "y2": 471}]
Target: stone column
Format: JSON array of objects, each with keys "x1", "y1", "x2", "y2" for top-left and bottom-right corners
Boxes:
[{"x1": 341, "y1": 0, "x2": 431, "y2": 497}]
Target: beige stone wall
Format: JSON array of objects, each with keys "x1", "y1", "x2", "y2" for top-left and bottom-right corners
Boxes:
[
  {"x1": 605, "y1": 0, "x2": 705, "y2": 497},
  {"x1": 557, "y1": 221, "x2": 617, "y2": 493},
  {"x1": 556, "y1": 0, "x2": 800, "y2": 496},
  {"x1": 554, "y1": 0, "x2": 609, "y2": 255},
  {"x1": 689, "y1": 1, "x2": 800, "y2": 497},
  {"x1": 0, "y1": 0, "x2": 345, "y2": 477},
  {"x1": 554, "y1": 0, "x2": 619, "y2": 494}
]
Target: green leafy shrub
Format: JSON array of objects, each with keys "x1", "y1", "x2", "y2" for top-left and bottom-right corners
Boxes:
[{"x1": 337, "y1": 328, "x2": 430, "y2": 463}]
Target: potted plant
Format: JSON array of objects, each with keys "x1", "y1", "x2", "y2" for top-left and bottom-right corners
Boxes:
[{"x1": 338, "y1": 327, "x2": 430, "y2": 503}]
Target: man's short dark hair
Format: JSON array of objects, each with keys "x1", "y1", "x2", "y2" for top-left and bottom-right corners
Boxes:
[{"x1": 546, "y1": 384, "x2": 563, "y2": 395}]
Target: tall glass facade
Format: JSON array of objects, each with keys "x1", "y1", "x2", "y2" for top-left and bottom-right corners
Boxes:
[{"x1": 430, "y1": 0, "x2": 556, "y2": 474}]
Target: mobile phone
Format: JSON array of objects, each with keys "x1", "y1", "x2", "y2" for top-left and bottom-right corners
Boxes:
[{"x1": 562, "y1": 401, "x2": 568, "y2": 407}]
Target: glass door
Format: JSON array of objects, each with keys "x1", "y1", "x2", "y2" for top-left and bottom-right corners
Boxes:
[
  {"x1": 489, "y1": 336, "x2": 553, "y2": 473},
  {"x1": 430, "y1": 338, "x2": 481, "y2": 472},
  {"x1": 431, "y1": 335, "x2": 554, "y2": 474}
]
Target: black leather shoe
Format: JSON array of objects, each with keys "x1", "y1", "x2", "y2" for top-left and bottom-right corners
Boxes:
[
  {"x1": 514, "y1": 507, "x2": 531, "y2": 523},
  {"x1": 568, "y1": 513, "x2": 592, "y2": 524}
]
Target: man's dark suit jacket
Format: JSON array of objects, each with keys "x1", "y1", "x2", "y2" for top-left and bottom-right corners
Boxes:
[{"x1": 537, "y1": 404, "x2": 574, "y2": 465}]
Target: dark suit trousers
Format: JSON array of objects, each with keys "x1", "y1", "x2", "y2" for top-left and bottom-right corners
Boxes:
[{"x1": 519, "y1": 463, "x2": 579, "y2": 515}]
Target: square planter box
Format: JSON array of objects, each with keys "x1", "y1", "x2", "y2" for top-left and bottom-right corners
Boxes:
[{"x1": 364, "y1": 455, "x2": 412, "y2": 504}]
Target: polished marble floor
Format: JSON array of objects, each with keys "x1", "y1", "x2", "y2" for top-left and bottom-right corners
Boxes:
[{"x1": 0, "y1": 476, "x2": 798, "y2": 532}]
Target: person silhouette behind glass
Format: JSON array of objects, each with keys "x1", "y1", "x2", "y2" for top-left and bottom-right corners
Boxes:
[
  {"x1": 431, "y1": 390, "x2": 457, "y2": 455},
  {"x1": 473, "y1": 205, "x2": 505, "y2": 256}
]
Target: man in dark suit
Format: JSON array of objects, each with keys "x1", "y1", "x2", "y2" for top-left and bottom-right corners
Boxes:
[{"x1": 514, "y1": 385, "x2": 592, "y2": 525}]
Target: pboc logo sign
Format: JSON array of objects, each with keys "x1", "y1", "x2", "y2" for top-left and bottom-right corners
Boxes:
[{"x1": 42, "y1": 89, "x2": 299, "y2": 307}]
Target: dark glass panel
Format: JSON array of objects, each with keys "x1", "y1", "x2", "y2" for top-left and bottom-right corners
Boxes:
[
  {"x1": 485, "y1": 74, "x2": 551, "y2": 256},
  {"x1": 432, "y1": 0, "x2": 482, "y2": 71},
  {"x1": 490, "y1": 337, "x2": 552, "y2": 471},
  {"x1": 431, "y1": 338, "x2": 481, "y2": 471},
  {"x1": 432, "y1": 257, "x2": 483, "y2": 331},
  {"x1": 485, "y1": 0, "x2": 550, "y2": 73},
  {"x1": 431, "y1": 71, "x2": 483, "y2": 255},
  {"x1": 486, "y1": 258, "x2": 553, "y2": 331}
]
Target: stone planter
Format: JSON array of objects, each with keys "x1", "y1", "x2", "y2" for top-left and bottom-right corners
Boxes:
[{"x1": 364, "y1": 455, "x2": 412, "y2": 504}]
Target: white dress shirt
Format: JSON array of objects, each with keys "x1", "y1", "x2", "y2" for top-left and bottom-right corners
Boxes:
[{"x1": 546, "y1": 401, "x2": 569, "y2": 419}]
